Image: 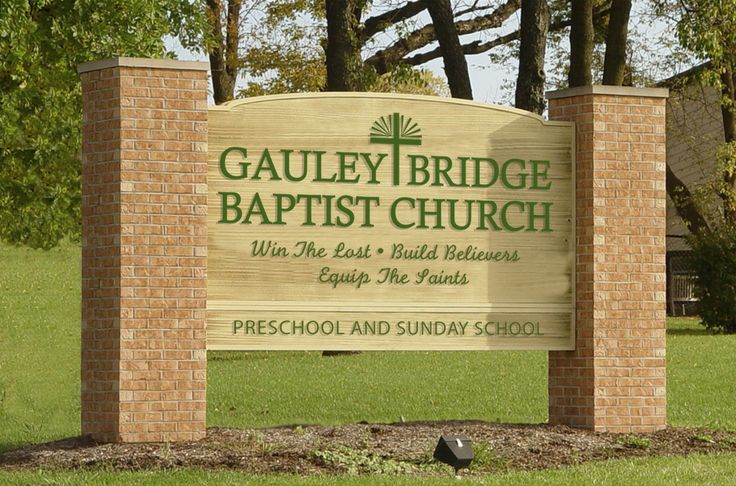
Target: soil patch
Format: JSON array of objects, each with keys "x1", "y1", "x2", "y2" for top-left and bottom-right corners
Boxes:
[{"x1": 2, "y1": 422, "x2": 735, "y2": 477}]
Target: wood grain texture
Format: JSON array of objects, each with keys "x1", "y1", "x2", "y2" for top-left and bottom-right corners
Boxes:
[{"x1": 207, "y1": 93, "x2": 575, "y2": 350}]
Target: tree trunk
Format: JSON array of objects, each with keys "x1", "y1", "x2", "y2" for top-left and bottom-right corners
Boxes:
[
  {"x1": 426, "y1": 0, "x2": 473, "y2": 99},
  {"x1": 325, "y1": 0, "x2": 362, "y2": 91},
  {"x1": 720, "y1": 67, "x2": 736, "y2": 224},
  {"x1": 322, "y1": 0, "x2": 362, "y2": 356},
  {"x1": 515, "y1": 0, "x2": 549, "y2": 114},
  {"x1": 324, "y1": 0, "x2": 365, "y2": 356},
  {"x1": 568, "y1": 0, "x2": 593, "y2": 87},
  {"x1": 206, "y1": 0, "x2": 241, "y2": 104},
  {"x1": 666, "y1": 163, "x2": 710, "y2": 236},
  {"x1": 602, "y1": 0, "x2": 632, "y2": 85}
]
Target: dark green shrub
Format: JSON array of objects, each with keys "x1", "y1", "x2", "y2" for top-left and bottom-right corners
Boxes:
[{"x1": 688, "y1": 225, "x2": 736, "y2": 333}]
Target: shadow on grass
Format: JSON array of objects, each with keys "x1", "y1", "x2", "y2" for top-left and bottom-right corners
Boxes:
[
  {"x1": 208, "y1": 351, "x2": 318, "y2": 362},
  {"x1": 0, "y1": 444, "x2": 16, "y2": 455},
  {"x1": 666, "y1": 327, "x2": 710, "y2": 336},
  {"x1": 208, "y1": 352, "x2": 250, "y2": 362},
  {"x1": 0, "y1": 436, "x2": 92, "y2": 459}
]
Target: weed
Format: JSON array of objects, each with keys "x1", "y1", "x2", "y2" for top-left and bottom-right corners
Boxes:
[
  {"x1": 312, "y1": 447, "x2": 416, "y2": 475},
  {"x1": 157, "y1": 442, "x2": 172, "y2": 462},
  {"x1": 22, "y1": 421, "x2": 44, "y2": 438},
  {"x1": 471, "y1": 442, "x2": 512, "y2": 472},
  {"x1": 617, "y1": 435, "x2": 651, "y2": 450},
  {"x1": 718, "y1": 436, "x2": 736, "y2": 447},
  {"x1": 242, "y1": 432, "x2": 276, "y2": 454},
  {"x1": 694, "y1": 434, "x2": 715, "y2": 444},
  {"x1": 256, "y1": 438, "x2": 275, "y2": 454},
  {"x1": 358, "y1": 431, "x2": 373, "y2": 449}
]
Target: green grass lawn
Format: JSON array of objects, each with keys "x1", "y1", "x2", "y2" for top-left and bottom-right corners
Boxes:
[
  {"x1": 667, "y1": 318, "x2": 736, "y2": 430},
  {"x1": 1, "y1": 242, "x2": 736, "y2": 483},
  {"x1": 2, "y1": 454, "x2": 736, "y2": 485}
]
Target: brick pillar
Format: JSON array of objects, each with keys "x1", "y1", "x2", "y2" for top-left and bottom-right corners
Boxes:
[
  {"x1": 78, "y1": 57, "x2": 208, "y2": 442},
  {"x1": 547, "y1": 86, "x2": 669, "y2": 433}
]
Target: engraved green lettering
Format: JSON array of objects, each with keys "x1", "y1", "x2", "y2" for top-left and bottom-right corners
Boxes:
[
  {"x1": 218, "y1": 191, "x2": 242, "y2": 223},
  {"x1": 219, "y1": 147, "x2": 249, "y2": 180}
]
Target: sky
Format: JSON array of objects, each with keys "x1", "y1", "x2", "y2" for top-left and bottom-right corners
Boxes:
[{"x1": 168, "y1": 1, "x2": 684, "y2": 105}]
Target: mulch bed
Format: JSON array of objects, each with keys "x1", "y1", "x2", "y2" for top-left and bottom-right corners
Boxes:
[{"x1": 1, "y1": 422, "x2": 735, "y2": 477}]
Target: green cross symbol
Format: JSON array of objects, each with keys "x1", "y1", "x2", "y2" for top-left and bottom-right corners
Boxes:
[{"x1": 369, "y1": 112, "x2": 422, "y2": 185}]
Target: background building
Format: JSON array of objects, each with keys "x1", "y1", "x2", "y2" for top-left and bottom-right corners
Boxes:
[{"x1": 664, "y1": 66, "x2": 723, "y2": 315}]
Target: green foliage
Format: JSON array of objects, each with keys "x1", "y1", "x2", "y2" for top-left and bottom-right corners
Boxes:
[
  {"x1": 721, "y1": 436, "x2": 736, "y2": 447},
  {"x1": 368, "y1": 64, "x2": 450, "y2": 97},
  {"x1": 238, "y1": 0, "x2": 326, "y2": 96},
  {"x1": 668, "y1": 0, "x2": 736, "y2": 69},
  {"x1": 0, "y1": 0, "x2": 206, "y2": 249},
  {"x1": 682, "y1": 141, "x2": 736, "y2": 226},
  {"x1": 654, "y1": 1, "x2": 736, "y2": 229},
  {"x1": 312, "y1": 447, "x2": 417, "y2": 475},
  {"x1": 616, "y1": 435, "x2": 652, "y2": 450},
  {"x1": 713, "y1": 142, "x2": 736, "y2": 219},
  {"x1": 688, "y1": 225, "x2": 736, "y2": 333},
  {"x1": 667, "y1": 0, "x2": 736, "y2": 138},
  {"x1": 694, "y1": 434, "x2": 715, "y2": 444}
]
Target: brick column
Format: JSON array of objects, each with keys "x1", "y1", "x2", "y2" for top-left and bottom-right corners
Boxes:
[
  {"x1": 79, "y1": 57, "x2": 208, "y2": 442},
  {"x1": 547, "y1": 86, "x2": 668, "y2": 433}
]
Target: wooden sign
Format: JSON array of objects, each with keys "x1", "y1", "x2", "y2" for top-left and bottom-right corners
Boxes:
[{"x1": 207, "y1": 93, "x2": 575, "y2": 350}]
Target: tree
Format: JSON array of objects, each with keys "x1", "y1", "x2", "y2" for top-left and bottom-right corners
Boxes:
[
  {"x1": 674, "y1": 1, "x2": 736, "y2": 224},
  {"x1": 366, "y1": 1, "x2": 518, "y2": 74},
  {"x1": 325, "y1": 0, "x2": 366, "y2": 91},
  {"x1": 649, "y1": 0, "x2": 736, "y2": 330},
  {"x1": 0, "y1": 0, "x2": 205, "y2": 249},
  {"x1": 206, "y1": 0, "x2": 242, "y2": 104},
  {"x1": 515, "y1": 0, "x2": 550, "y2": 113},
  {"x1": 234, "y1": 1, "x2": 613, "y2": 99},
  {"x1": 653, "y1": 0, "x2": 736, "y2": 230},
  {"x1": 666, "y1": 162, "x2": 711, "y2": 236},
  {"x1": 602, "y1": 0, "x2": 632, "y2": 85},
  {"x1": 238, "y1": 1, "x2": 326, "y2": 97},
  {"x1": 568, "y1": 0, "x2": 594, "y2": 87},
  {"x1": 426, "y1": 0, "x2": 473, "y2": 99},
  {"x1": 234, "y1": 0, "x2": 503, "y2": 95}
]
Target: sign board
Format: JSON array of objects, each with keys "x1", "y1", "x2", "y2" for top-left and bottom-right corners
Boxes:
[{"x1": 207, "y1": 93, "x2": 574, "y2": 350}]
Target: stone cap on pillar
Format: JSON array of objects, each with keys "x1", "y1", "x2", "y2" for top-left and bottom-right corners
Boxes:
[
  {"x1": 546, "y1": 85, "x2": 669, "y2": 100},
  {"x1": 78, "y1": 56, "x2": 210, "y2": 74}
]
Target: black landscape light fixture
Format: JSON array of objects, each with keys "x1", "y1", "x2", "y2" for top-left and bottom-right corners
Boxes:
[{"x1": 433, "y1": 434, "x2": 474, "y2": 474}]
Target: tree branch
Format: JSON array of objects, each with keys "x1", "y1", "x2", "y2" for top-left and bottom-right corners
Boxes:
[
  {"x1": 666, "y1": 163, "x2": 710, "y2": 237},
  {"x1": 362, "y1": 1, "x2": 427, "y2": 40},
  {"x1": 365, "y1": 0, "x2": 521, "y2": 74},
  {"x1": 400, "y1": 4, "x2": 610, "y2": 69},
  {"x1": 455, "y1": 1, "x2": 500, "y2": 18}
]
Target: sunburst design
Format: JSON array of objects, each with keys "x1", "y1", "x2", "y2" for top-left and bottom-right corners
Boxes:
[
  {"x1": 370, "y1": 114, "x2": 392, "y2": 138},
  {"x1": 369, "y1": 113, "x2": 422, "y2": 142},
  {"x1": 369, "y1": 112, "x2": 423, "y2": 185}
]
